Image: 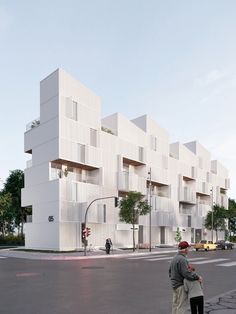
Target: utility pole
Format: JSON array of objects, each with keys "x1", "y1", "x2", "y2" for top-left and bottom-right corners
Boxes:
[{"x1": 148, "y1": 168, "x2": 152, "y2": 252}]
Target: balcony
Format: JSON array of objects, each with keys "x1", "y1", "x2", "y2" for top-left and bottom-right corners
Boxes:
[
  {"x1": 180, "y1": 164, "x2": 197, "y2": 181},
  {"x1": 151, "y1": 195, "x2": 172, "y2": 212},
  {"x1": 60, "y1": 139, "x2": 101, "y2": 169},
  {"x1": 196, "y1": 203, "x2": 211, "y2": 217},
  {"x1": 196, "y1": 182, "x2": 211, "y2": 196},
  {"x1": 117, "y1": 171, "x2": 146, "y2": 194},
  {"x1": 51, "y1": 167, "x2": 99, "y2": 185},
  {"x1": 119, "y1": 142, "x2": 146, "y2": 165},
  {"x1": 151, "y1": 167, "x2": 169, "y2": 186},
  {"x1": 220, "y1": 194, "x2": 228, "y2": 208},
  {"x1": 154, "y1": 211, "x2": 173, "y2": 227},
  {"x1": 179, "y1": 186, "x2": 196, "y2": 204}
]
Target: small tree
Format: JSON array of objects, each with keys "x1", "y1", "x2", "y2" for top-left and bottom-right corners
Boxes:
[
  {"x1": 2, "y1": 170, "x2": 29, "y2": 237},
  {"x1": 119, "y1": 191, "x2": 151, "y2": 251},
  {"x1": 204, "y1": 205, "x2": 227, "y2": 241},
  {"x1": 175, "y1": 227, "x2": 182, "y2": 243},
  {"x1": 227, "y1": 198, "x2": 236, "y2": 240},
  {"x1": 0, "y1": 192, "x2": 14, "y2": 236}
]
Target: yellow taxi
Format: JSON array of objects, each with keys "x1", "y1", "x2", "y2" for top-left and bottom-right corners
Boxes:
[{"x1": 194, "y1": 240, "x2": 217, "y2": 251}]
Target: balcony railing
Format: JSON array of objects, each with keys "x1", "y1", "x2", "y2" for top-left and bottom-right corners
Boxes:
[
  {"x1": 50, "y1": 168, "x2": 99, "y2": 185},
  {"x1": 117, "y1": 171, "x2": 146, "y2": 194},
  {"x1": 179, "y1": 186, "x2": 196, "y2": 204}
]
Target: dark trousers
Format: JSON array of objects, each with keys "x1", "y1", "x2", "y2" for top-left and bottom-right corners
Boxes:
[{"x1": 190, "y1": 296, "x2": 204, "y2": 314}]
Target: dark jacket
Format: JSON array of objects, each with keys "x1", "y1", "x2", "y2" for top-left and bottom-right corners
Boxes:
[{"x1": 169, "y1": 252, "x2": 199, "y2": 290}]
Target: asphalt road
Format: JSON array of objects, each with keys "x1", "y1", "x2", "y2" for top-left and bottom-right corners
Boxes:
[{"x1": 0, "y1": 248, "x2": 235, "y2": 314}]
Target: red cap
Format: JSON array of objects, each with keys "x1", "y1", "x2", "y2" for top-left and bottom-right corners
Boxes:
[{"x1": 178, "y1": 241, "x2": 190, "y2": 249}]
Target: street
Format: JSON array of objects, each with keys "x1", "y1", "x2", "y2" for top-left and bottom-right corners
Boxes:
[{"x1": 0, "y1": 248, "x2": 235, "y2": 314}]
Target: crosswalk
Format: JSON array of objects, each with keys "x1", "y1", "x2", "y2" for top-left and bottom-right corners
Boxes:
[
  {"x1": 127, "y1": 253, "x2": 236, "y2": 267},
  {"x1": 0, "y1": 256, "x2": 7, "y2": 259}
]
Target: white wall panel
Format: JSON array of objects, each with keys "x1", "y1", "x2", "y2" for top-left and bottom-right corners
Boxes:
[
  {"x1": 25, "y1": 222, "x2": 59, "y2": 250},
  {"x1": 22, "y1": 180, "x2": 60, "y2": 206},
  {"x1": 24, "y1": 162, "x2": 50, "y2": 188},
  {"x1": 25, "y1": 118, "x2": 58, "y2": 153}
]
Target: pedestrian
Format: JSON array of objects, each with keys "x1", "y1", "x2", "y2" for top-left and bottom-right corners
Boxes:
[
  {"x1": 184, "y1": 265, "x2": 204, "y2": 314},
  {"x1": 169, "y1": 241, "x2": 202, "y2": 314},
  {"x1": 105, "y1": 238, "x2": 112, "y2": 254}
]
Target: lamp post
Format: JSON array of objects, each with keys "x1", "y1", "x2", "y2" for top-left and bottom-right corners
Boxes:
[
  {"x1": 211, "y1": 188, "x2": 214, "y2": 242},
  {"x1": 148, "y1": 168, "x2": 152, "y2": 252}
]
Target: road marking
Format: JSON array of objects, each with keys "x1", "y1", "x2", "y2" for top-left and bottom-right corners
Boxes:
[
  {"x1": 187, "y1": 257, "x2": 208, "y2": 261},
  {"x1": 191, "y1": 258, "x2": 229, "y2": 264},
  {"x1": 128, "y1": 255, "x2": 168, "y2": 260},
  {"x1": 0, "y1": 256, "x2": 7, "y2": 259},
  {"x1": 216, "y1": 261, "x2": 236, "y2": 267},
  {"x1": 16, "y1": 272, "x2": 40, "y2": 277},
  {"x1": 147, "y1": 256, "x2": 173, "y2": 261}
]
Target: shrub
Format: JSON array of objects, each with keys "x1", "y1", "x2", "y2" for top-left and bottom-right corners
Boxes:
[{"x1": 0, "y1": 235, "x2": 25, "y2": 246}]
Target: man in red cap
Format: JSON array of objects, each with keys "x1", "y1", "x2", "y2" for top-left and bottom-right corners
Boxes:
[{"x1": 169, "y1": 241, "x2": 202, "y2": 314}]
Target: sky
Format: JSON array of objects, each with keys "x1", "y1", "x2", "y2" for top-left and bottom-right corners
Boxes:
[{"x1": 0, "y1": 0, "x2": 236, "y2": 197}]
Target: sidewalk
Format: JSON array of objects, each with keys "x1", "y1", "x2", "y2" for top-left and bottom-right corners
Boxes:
[
  {"x1": 0, "y1": 246, "x2": 177, "y2": 260},
  {"x1": 186, "y1": 289, "x2": 236, "y2": 313}
]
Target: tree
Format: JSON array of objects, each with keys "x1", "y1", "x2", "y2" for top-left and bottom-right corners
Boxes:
[
  {"x1": 204, "y1": 205, "x2": 227, "y2": 241},
  {"x1": 226, "y1": 198, "x2": 236, "y2": 240},
  {"x1": 175, "y1": 227, "x2": 182, "y2": 243},
  {"x1": 119, "y1": 191, "x2": 151, "y2": 251},
  {"x1": 0, "y1": 192, "x2": 14, "y2": 236},
  {"x1": 2, "y1": 170, "x2": 29, "y2": 237}
]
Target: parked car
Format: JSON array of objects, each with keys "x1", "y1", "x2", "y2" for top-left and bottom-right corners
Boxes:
[
  {"x1": 194, "y1": 240, "x2": 217, "y2": 251},
  {"x1": 215, "y1": 240, "x2": 234, "y2": 250}
]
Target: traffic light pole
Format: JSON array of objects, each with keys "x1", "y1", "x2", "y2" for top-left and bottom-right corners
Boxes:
[{"x1": 83, "y1": 196, "x2": 118, "y2": 256}]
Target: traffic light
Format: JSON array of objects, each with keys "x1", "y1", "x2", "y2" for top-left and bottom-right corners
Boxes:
[
  {"x1": 86, "y1": 227, "x2": 91, "y2": 237},
  {"x1": 81, "y1": 222, "x2": 86, "y2": 243},
  {"x1": 114, "y1": 197, "x2": 119, "y2": 207}
]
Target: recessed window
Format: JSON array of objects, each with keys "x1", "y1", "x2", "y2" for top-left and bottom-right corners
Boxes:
[
  {"x1": 150, "y1": 135, "x2": 157, "y2": 151},
  {"x1": 103, "y1": 204, "x2": 106, "y2": 223},
  {"x1": 138, "y1": 146, "x2": 144, "y2": 162},
  {"x1": 66, "y1": 98, "x2": 77, "y2": 120},
  {"x1": 77, "y1": 143, "x2": 85, "y2": 163},
  {"x1": 90, "y1": 128, "x2": 97, "y2": 147}
]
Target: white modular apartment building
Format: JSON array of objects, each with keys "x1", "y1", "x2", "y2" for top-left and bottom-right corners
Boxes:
[{"x1": 22, "y1": 69, "x2": 230, "y2": 251}]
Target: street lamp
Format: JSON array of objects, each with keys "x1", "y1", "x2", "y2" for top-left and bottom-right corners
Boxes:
[
  {"x1": 211, "y1": 188, "x2": 214, "y2": 242},
  {"x1": 148, "y1": 168, "x2": 152, "y2": 252}
]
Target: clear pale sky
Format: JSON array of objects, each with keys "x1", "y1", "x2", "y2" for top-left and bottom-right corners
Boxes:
[{"x1": 0, "y1": 0, "x2": 236, "y2": 197}]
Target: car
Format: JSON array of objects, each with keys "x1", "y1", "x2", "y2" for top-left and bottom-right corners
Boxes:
[
  {"x1": 215, "y1": 240, "x2": 234, "y2": 250},
  {"x1": 194, "y1": 240, "x2": 217, "y2": 251}
]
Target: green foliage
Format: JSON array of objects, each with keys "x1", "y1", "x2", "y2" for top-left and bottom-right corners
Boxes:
[
  {"x1": 119, "y1": 191, "x2": 151, "y2": 251},
  {"x1": 0, "y1": 192, "x2": 14, "y2": 236},
  {"x1": 119, "y1": 191, "x2": 150, "y2": 224},
  {"x1": 229, "y1": 235, "x2": 236, "y2": 243},
  {"x1": 101, "y1": 126, "x2": 114, "y2": 135},
  {"x1": 227, "y1": 198, "x2": 236, "y2": 239},
  {"x1": 0, "y1": 234, "x2": 24, "y2": 246},
  {"x1": 175, "y1": 227, "x2": 182, "y2": 243},
  {"x1": 204, "y1": 205, "x2": 227, "y2": 240},
  {"x1": 1, "y1": 170, "x2": 29, "y2": 236}
]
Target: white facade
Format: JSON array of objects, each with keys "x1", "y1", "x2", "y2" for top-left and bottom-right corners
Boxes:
[{"x1": 22, "y1": 69, "x2": 230, "y2": 251}]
